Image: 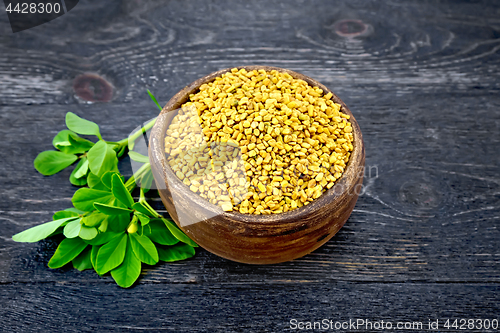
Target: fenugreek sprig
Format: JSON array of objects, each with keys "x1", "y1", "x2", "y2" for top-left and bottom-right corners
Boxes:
[{"x1": 13, "y1": 91, "x2": 197, "y2": 288}]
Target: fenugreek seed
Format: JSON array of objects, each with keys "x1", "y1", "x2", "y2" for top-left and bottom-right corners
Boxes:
[
  {"x1": 221, "y1": 202, "x2": 233, "y2": 211},
  {"x1": 299, "y1": 190, "x2": 307, "y2": 202},
  {"x1": 168, "y1": 68, "x2": 354, "y2": 214}
]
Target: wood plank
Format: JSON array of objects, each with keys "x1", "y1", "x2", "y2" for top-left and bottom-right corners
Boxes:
[
  {"x1": 1, "y1": 283, "x2": 499, "y2": 332},
  {"x1": 0, "y1": 94, "x2": 499, "y2": 284},
  {"x1": 0, "y1": 0, "x2": 499, "y2": 105},
  {"x1": 0, "y1": 0, "x2": 499, "y2": 328}
]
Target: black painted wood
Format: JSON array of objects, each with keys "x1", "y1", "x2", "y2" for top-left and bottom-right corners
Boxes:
[
  {"x1": 2, "y1": 283, "x2": 500, "y2": 332},
  {"x1": 1, "y1": 0, "x2": 499, "y2": 331}
]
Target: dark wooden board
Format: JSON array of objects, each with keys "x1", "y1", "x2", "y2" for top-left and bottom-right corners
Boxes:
[
  {"x1": 1, "y1": 0, "x2": 499, "y2": 331},
  {"x1": 1, "y1": 283, "x2": 499, "y2": 332}
]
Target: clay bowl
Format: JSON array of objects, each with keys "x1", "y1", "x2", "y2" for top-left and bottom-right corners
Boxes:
[{"x1": 149, "y1": 66, "x2": 365, "y2": 264}]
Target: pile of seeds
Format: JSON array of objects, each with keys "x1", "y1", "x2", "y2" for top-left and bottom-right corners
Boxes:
[{"x1": 164, "y1": 68, "x2": 354, "y2": 214}]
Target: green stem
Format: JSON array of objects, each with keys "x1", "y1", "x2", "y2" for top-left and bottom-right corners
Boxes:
[
  {"x1": 125, "y1": 175, "x2": 136, "y2": 193},
  {"x1": 139, "y1": 186, "x2": 146, "y2": 203},
  {"x1": 136, "y1": 174, "x2": 160, "y2": 218},
  {"x1": 116, "y1": 118, "x2": 157, "y2": 147},
  {"x1": 125, "y1": 162, "x2": 151, "y2": 193},
  {"x1": 141, "y1": 199, "x2": 160, "y2": 218}
]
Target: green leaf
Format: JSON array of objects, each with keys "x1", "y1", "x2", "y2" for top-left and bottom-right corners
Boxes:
[
  {"x1": 140, "y1": 223, "x2": 151, "y2": 236},
  {"x1": 82, "y1": 212, "x2": 107, "y2": 227},
  {"x1": 48, "y1": 238, "x2": 88, "y2": 269},
  {"x1": 65, "y1": 112, "x2": 102, "y2": 140},
  {"x1": 53, "y1": 130, "x2": 94, "y2": 154},
  {"x1": 79, "y1": 226, "x2": 98, "y2": 240},
  {"x1": 90, "y1": 245, "x2": 101, "y2": 273},
  {"x1": 70, "y1": 174, "x2": 87, "y2": 186},
  {"x1": 147, "y1": 89, "x2": 163, "y2": 111},
  {"x1": 157, "y1": 243, "x2": 195, "y2": 262},
  {"x1": 95, "y1": 233, "x2": 127, "y2": 274},
  {"x1": 137, "y1": 214, "x2": 150, "y2": 226},
  {"x1": 145, "y1": 219, "x2": 179, "y2": 246},
  {"x1": 85, "y1": 231, "x2": 123, "y2": 246},
  {"x1": 101, "y1": 171, "x2": 122, "y2": 189},
  {"x1": 53, "y1": 210, "x2": 80, "y2": 221},
  {"x1": 69, "y1": 158, "x2": 88, "y2": 186},
  {"x1": 94, "y1": 202, "x2": 133, "y2": 216},
  {"x1": 98, "y1": 219, "x2": 108, "y2": 232},
  {"x1": 67, "y1": 132, "x2": 94, "y2": 152},
  {"x1": 72, "y1": 188, "x2": 114, "y2": 211},
  {"x1": 87, "y1": 140, "x2": 118, "y2": 177},
  {"x1": 72, "y1": 247, "x2": 93, "y2": 271},
  {"x1": 112, "y1": 174, "x2": 134, "y2": 208},
  {"x1": 66, "y1": 208, "x2": 86, "y2": 214},
  {"x1": 52, "y1": 129, "x2": 74, "y2": 150},
  {"x1": 107, "y1": 214, "x2": 131, "y2": 232},
  {"x1": 34, "y1": 151, "x2": 78, "y2": 176},
  {"x1": 111, "y1": 238, "x2": 141, "y2": 288},
  {"x1": 63, "y1": 219, "x2": 82, "y2": 238},
  {"x1": 128, "y1": 151, "x2": 150, "y2": 163},
  {"x1": 161, "y1": 218, "x2": 198, "y2": 247},
  {"x1": 87, "y1": 172, "x2": 108, "y2": 190},
  {"x1": 132, "y1": 202, "x2": 156, "y2": 218},
  {"x1": 12, "y1": 217, "x2": 78, "y2": 243},
  {"x1": 74, "y1": 158, "x2": 89, "y2": 179},
  {"x1": 129, "y1": 233, "x2": 159, "y2": 265}
]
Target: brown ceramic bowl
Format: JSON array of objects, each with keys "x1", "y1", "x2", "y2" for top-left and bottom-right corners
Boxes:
[{"x1": 149, "y1": 66, "x2": 365, "y2": 264}]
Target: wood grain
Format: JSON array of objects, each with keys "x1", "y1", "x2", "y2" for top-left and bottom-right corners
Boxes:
[
  {"x1": 1, "y1": 283, "x2": 499, "y2": 332},
  {"x1": 0, "y1": 0, "x2": 499, "y2": 331}
]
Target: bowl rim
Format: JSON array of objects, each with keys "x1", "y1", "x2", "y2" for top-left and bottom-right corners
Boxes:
[{"x1": 149, "y1": 65, "x2": 364, "y2": 225}]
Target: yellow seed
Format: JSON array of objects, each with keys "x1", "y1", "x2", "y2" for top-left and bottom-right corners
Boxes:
[
  {"x1": 168, "y1": 68, "x2": 354, "y2": 214},
  {"x1": 315, "y1": 172, "x2": 324, "y2": 181},
  {"x1": 221, "y1": 202, "x2": 233, "y2": 211}
]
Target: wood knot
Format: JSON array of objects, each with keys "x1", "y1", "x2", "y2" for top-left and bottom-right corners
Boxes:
[
  {"x1": 398, "y1": 181, "x2": 443, "y2": 210},
  {"x1": 367, "y1": 168, "x2": 453, "y2": 218},
  {"x1": 73, "y1": 73, "x2": 113, "y2": 102},
  {"x1": 333, "y1": 19, "x2": 370, "y2": 38}
]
